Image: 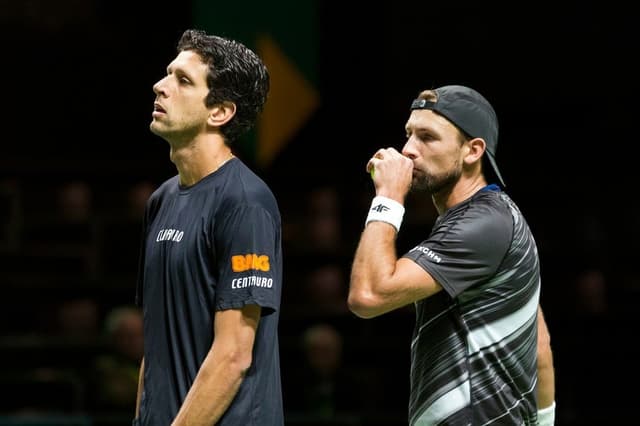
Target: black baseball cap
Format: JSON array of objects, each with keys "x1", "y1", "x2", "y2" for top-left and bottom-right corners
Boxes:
[{"x1": 410, "y1": 85, "x2": 505, "y2": 187}]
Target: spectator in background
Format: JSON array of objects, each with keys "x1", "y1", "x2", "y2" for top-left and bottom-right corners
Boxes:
[
  {"x1": 54, "y1": 296, "x2": 100, "y2": 342},
  {"x1": 303, "y1": 262, "x2": 349, "y2": 318},
  {"x1": 556, "y1": 267, "x2": 614, "y2": 424},
  {"x1": 285, "y1": 323, "x2": 365, "y2": 422},
  {"x1": 57, "y1": 180, "x2": 93, "y2": 224},
  {"x1": 306, "y1": 186, "x2": 342, "y2": 255},
  {"x1": 90, "y1": 305, "x2": 143, "y2": 415},
  {"x1": 126, "y1": 180, "x2": 156, "y2": 220},
  {"x1": 286, "y1": 185, "x2": 344, "y2": 257},
  {"x1": 98, "y1": 180, "x2": 156, "y2": 280}
]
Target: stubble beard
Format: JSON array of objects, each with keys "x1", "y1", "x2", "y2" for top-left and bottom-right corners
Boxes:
[{"x1": 411, "y1": 165, "x2": 462, "y2": 196}]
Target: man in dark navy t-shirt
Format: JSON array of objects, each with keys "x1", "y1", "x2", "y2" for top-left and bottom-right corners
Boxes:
[{"x1": 133, "y1": 29, "x2": 283, "y2": 425}]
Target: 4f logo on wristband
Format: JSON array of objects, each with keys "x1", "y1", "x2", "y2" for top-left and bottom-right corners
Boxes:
[
  {"x1": 371, "y1": 204, "x2": 390, "y2": 213},
  {"x1": 366, "y1": 196, "x2": 404, "y2": 232}
]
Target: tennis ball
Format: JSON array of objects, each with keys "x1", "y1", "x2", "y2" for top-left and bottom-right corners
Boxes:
[{"x1": 370, "y1": 166, "x2": 375, "y2": 179}]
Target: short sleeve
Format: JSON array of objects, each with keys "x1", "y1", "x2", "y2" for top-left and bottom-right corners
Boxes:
[
  {"x1": 402, "y1": 201, "x2": 512, "y2": 298},
  {"x1": 214, "y1": 204, "x2": 281, "y2": 313}
]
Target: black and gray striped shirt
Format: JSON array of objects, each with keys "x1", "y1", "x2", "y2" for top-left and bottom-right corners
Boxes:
[{"x1": 402, "y1": 187, "x2": 539, "y2": 425}]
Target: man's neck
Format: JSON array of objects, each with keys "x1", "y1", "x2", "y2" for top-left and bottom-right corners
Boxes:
[
  {"x1": 170, "y1": 136, "x2": 233, "y2": 187},
  {"x1": 432, "y1": 175, "x2": 488, "y2": 214}
]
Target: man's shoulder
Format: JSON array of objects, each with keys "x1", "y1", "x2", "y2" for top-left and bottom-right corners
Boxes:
[
  {"x1": 436, "y1": 190, "x2": 514, "y2": 244},
  {"x1": 145, "y1": 175, "x2": 179, "y2": 211},
  {"x1": 225, "y1": 160, "x2": 279, "y2": 210},
  {"x1": 154, "y1": 175, "x2": 180, "y2": 195}
]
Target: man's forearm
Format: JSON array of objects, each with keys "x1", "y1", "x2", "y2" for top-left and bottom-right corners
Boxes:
[
  {"x1": 537, "y1": 354, "x2": 555, "y2": 408},
  {"x1": 135, "y1": 357, "x2": 144, "y2": 419},
  {"x1": 171, "y1": 349, "x2": 247, "y2": 425},
  {"x1": 348, "y1": 223, "x2": 398, "y2": 318},
  {"x1": 537, "y1": 306, "x2": 555, "y2": 408}
]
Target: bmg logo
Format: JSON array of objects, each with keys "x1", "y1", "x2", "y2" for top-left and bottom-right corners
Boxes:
[{"x1": 231, "y1": 254, "x2": 270, "y2": 272}]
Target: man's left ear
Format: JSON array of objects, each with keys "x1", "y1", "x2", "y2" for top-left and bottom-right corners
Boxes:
[
  {"x1": 208, "y1": 101, "x2": 236, "y2": 127},
  {"x1": 464, "y1": 138, "x2": 486, "y2": 165}
]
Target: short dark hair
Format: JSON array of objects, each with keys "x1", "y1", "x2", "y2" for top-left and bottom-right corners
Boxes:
[{"x1": 177, "y1": 29, "x2": 270, "y2": 144}]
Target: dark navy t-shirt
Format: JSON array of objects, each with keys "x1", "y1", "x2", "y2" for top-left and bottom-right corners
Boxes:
[{"x1": 136, "y1": 158, "x2": 283, "y2": 425}]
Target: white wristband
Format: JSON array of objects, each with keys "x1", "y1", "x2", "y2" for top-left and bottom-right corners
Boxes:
[
  {"x1": 537, "y1": 401, "x2": 555, "y2": 426},
  {"x1": 365, "y1": 196, "x2": 405, "y2": 232}
]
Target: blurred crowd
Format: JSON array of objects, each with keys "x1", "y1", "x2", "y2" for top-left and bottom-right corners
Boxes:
[
  {"x1": 1, "y1": 0, "x2": 638, "y2": 424},
  {"x1": 0, "y1": 175, "x2": 639, "y2": 426}
]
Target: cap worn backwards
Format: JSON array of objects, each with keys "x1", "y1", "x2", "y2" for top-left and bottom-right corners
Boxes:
[{"x1": 410, "y1": 85, "x2": 505, "y2": 187}]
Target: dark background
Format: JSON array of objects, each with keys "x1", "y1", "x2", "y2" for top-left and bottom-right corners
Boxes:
[{"x1": 1, "y1": 1, "x2": 638, "y2": 425}]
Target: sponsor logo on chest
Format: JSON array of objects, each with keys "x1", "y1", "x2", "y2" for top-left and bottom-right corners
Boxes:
[{"x1": 156, "y1": 228, "x2": 184, "y2": 242}]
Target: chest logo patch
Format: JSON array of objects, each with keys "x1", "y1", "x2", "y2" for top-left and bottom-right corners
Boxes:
[{"x1": 156, "y1": 228, "x2": 184, "y2": 242}]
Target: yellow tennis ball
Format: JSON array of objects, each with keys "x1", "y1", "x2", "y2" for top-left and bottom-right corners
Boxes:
[{"x1": 370, "y1": 166, "x2": 375, "y2": 179}]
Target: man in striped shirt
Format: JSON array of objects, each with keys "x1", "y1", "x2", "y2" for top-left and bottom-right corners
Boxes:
[{"x1": 348, "y1": 85, "x2": 555, "y2": 425}]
